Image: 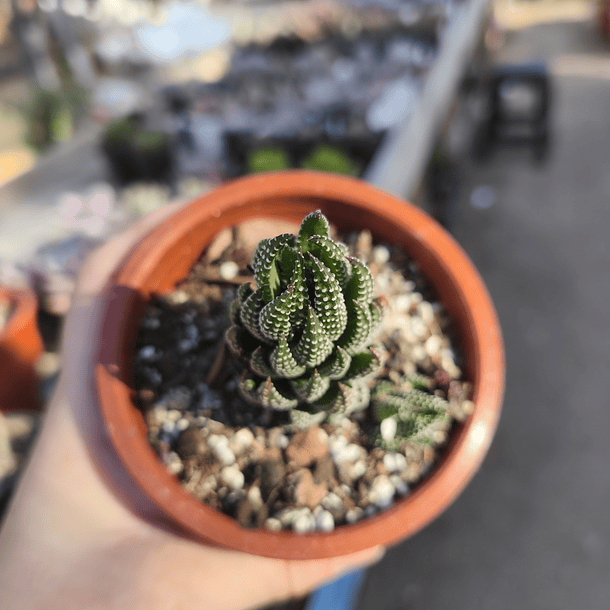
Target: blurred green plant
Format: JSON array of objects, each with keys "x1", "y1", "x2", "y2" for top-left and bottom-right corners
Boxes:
[{"x1": 300, "y1": 144, "x2": 360, "y2": 176}]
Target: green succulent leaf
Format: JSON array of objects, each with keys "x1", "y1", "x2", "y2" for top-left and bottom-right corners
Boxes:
[
  {"x1": 239, "y1": 372, "x2": 262, "y2": 406},
  {"x1": 250, "y1": 346, "x2": 276, "y2": 378},
  {"x1": 259, "y1": 283, "x2": 301, "y2": 341},
  {"x1": 307, "y1": 252, "x2": 348, "y2": 341},
  {"x1": 344, "y1": 257, "x2": 374, "y2": 305},
  {"x1": 230, "y1": 283, "x2": 253, "y2": 323},
  {"x1": 307, "y1": 235, "x2": 351, "y2": 288},
  {"x1": 368, "y1": 298, "x2": 383, "y2": 342},
  {"x1": 252, "y1": 233, "x2": 294, "y2": 302},
  {"x1": 269, "y1": 336, "x2": 306, "y2": 378},
  {"x1": 372, "y1": 382, "x2": 450, "y2": 446},
  {"x1": 297, "y1": 210, "x2": 330, "y2": 252},
  {"x1": 239, "y1": 288, "x2": 269, "y2": 343},
  {"x1": 344, "y1": 348, "x2": 382, "y2": 381},
  {"x1": 258, "y1": 377, "x2": 299, "y2": 410},
  {"x1": 317, "y1": 346, "x2": 352, "y2": 380},
  {"x1": 225, "y1": 324, "x2": 243, "y2": 357},
  {"x1": 290, "y1": 369, "x2": 331, "y2": 402},
  {"x1": 290, "y1": 408, "x2": 327, "y2": 429},
  {"x1": 293, "y1": 305, "x2": 334, "y2": 368},
  {"x1": 337, "y1": 299, "x2": 372, "y2": 355}
]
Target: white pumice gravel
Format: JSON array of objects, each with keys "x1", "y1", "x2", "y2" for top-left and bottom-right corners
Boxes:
[
  {"x1": 176, "y1": 418, "x2": 190, "y2": 432},
  {"x1": 383, "y1": 452, "x2": 407, "y2": 473},
  {"x1": 264, "y1": 518, "x2": 282, "y2": 532},
  {"x1": 230, "y1": 428, "x2": 254, "y2": 454},
  {"x1": 372, "y1": 245, "x2": 390, "y2": 265},
  {"x1": 219, "y1": 261, "x2": 239, "y2": 280},
  {"x1": 391, "y1": 475, "x2": 409, "y2": 496},
  {"x1": 380, "y1": 417, "x2": 397, "y2": 443},
  {"x1": 247, "y1": 485, "x2": 263, "y2": 508},
  {"x1": 138, "y1": 345, "x2": 156, "y2": 360},
  {"x1": 315, "y1": 509, "x2": 335, "y2": 532},
  {"x1": 275, "y1": 433, "x2": 289, "y2": 449},
  {"x1": 369, "y1": 475, "x2": 395, "y2": 509},
  {"x1": 334, "y1": 443, "x2": 366, "y2": 464},
  {"x1": 220, "y1": 466, "x2": 244, "y2": 490},
  {"x1": 345, "y1": 507, "x2": 364, "y2": 524},
  {"x1": 349, "y1": 460, "x2": 367, "y2": 480},
  {"x1": 293, "y1": 512, "x2": 316, "y2": 534}
]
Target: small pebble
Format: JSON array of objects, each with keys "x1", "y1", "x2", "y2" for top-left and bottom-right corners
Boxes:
[
  {"x1": 425, "y1": 335, "x2": 442, "y2": 357},
  {"x1": 275, "y1": 433, "x2": 289, "y2": 449},
  {"x1": 161, "y1": 420, "x2": 176, "y2": 434},
  {"x1": 230, "y1": 428, "x2": 254, "y2": 454},
  {"x1": 364, "y1": 505, "x2": 378, "y2": 518},
  {"x1": 372, "y1": 245, "x2": 390, "y2": 265},
  {"x1": 345, "y1": 507, "x2": 364, "y2": 524},
  {"x1": 279, "y1": 507, "x2": 310, "y2": 527},
  {"x1": 247, "y1": 485, "x2": 263, "y2": 509},
  {"x1": 264, "y1": 518, "x2": 282, "y2": 532},
  {"x1": 220, "y1": 261, "x2": 239, "y2": 280},
  {"x1": 293, "y1": 512, "x2": 316, "y2": 534},
  {"x1": 164, "y1": 452, "x2": 183, "y2": 475},
  {"x1": 315, "y1": 510, "x2": 335, "y2": 532},
  {"x1": 380, "y1": 417, "x2": 397, "y2": 443},
  {"x1": 142, "y1": 316, "x2": 161, "y2": 329},
  {"x1": 322, "y1": 492, "x2": 343, "y2": 513},
  {"x1": 394, "y1": 294, "x2": 411, "y2": 312},
  {"x1": 417, "y1": 301, "x2": 435, "y2": 325},
  {"x1": 410, "y1": 315, "x2": 428, "y2": 339},
  {"x1": 369, "y1": 475, "x2": 395, "y2": 508},
  {"x1": 176, "y1": 418, "x2": 190, "y2": 432},
  {"x1": 215, "y1": 445, "x2": 236, "y2": 466},
  {"x1": 334, "y1": 443, "x2": 365, "y2": 464},
  {"x1": 349, "y1": 460, "x2": 367, "y2": 480},
  {"x1": 329, "y1": 434, "x2": 348, "y2": 454},
  {"x1": 390, "y1": 475, "x2": 409, "y2": 496},
  {"x1": 220, "y1": 466, "x2": 244, "y2": 490},
  {"x1": 167, "y1": 290, "x2": 189, "y2": 304},
  {"x1": 383, "y1": 452, "x2": 407, "y2": 473}
]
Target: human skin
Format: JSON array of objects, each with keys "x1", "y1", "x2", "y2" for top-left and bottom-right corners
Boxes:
[{"x1": 0, "y1": 202, "x2": 384, "y2": 610}]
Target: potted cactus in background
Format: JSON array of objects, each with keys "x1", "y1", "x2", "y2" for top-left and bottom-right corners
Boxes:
[
  {"x1": 0, "y1": 288, "x2": 44, "y2": 412},
  {"x1": 95, "y1": 171, "x2": 504, "y2": 559}
]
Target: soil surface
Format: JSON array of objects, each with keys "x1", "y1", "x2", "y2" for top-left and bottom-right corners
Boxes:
[{"x1": 133, "y1": 222, "x2": 473, "y2": 533}]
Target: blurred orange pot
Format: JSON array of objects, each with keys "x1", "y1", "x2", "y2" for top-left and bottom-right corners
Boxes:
[
  {"x1": 0, "y1": 287, "x2": 44, "y2": 412},
  {"x1": 95, "y1": 171, "x2": 505, "y2": 559}
]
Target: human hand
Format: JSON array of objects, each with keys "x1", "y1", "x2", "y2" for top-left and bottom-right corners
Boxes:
[{"x1": 0, "y1": 202, "x2": 384, "y2": 610}]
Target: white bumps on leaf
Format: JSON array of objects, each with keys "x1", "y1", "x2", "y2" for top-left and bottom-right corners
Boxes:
[{"x1": 294, "y1": 306, "x2": 334, "y2": 368}]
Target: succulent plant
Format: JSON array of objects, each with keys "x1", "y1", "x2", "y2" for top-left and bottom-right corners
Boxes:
[
  {"x1": 371, "y1": 378, "x2": 451, "y2": 448},
  {"x1": 225, "y1": 210, "x2": 383, "y2": 427}
]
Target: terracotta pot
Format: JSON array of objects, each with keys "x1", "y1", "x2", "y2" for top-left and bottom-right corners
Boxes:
[
  {"x1": 96, "y1": 171, "x2": 504, "y2": 559},
  {"x1": 0, "y1": 287, "x2": 44, "y2": 412}
]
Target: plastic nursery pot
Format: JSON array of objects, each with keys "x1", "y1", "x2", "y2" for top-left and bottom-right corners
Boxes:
[
  {"x1": 95, "y1": 170, "x2": 504, "y2": 560},
  {"x1": 0, "y1": 287, "x2": 44, "y2": 412}
]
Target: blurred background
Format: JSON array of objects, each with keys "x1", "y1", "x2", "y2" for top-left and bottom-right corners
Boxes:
[{"x1": 1, "y1": 0, "x2": 610, "y2": 608}]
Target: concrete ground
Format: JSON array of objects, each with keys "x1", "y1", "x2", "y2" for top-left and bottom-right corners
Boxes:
[{"x1": 358, "y1": 14, "x2": 610, "y2": 610}]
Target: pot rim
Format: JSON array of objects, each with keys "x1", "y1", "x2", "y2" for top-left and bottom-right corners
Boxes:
[{"x1": 96, "y1": 170, "x2": 504, "y2": 559}]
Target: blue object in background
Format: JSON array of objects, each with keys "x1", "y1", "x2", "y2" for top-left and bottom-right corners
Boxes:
[{"x1": 305, "y1": 569, "x2": 367, "y2": 610}]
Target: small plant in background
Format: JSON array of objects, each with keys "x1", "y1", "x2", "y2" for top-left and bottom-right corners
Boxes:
[
  {"x1": 225, "y1": 210, "x2": 384, "y2": 428},
  {"x1": 372, "y1": 377, "x2": 451, "y2": 449}
]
